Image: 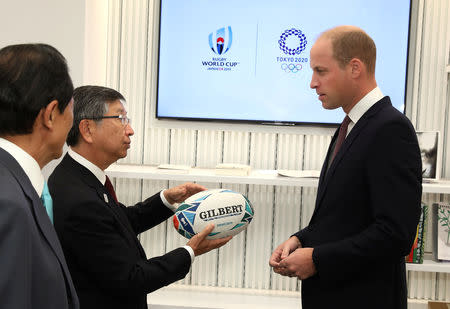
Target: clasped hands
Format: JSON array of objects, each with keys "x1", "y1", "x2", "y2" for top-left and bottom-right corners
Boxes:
[{"x1": 269, "y1": 236, "x2": 317, "y2": 280}]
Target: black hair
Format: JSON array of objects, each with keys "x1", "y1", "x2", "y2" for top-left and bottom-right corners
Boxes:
[{"x1": 0, "y1": 43, "x2": 73, "y2": 135}]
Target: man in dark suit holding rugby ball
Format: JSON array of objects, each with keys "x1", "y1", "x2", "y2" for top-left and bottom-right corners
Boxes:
[
  {"x1": 49, "y1": 85, "x2": 231, "y2": 309},
  {"x1": 269, "y1": 26, "x2": 422, "y2": 309}
]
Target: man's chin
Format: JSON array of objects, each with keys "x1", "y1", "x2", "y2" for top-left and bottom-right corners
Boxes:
[
  {"x1": 321, "y1": 102, "x2": 340, "y2": 110},
  {"x1": 53, "y1": 149, "x2": 64, "y2": 160},
  {"x1": 119, "y1": 151, "x2": 128, "y2": 159}
]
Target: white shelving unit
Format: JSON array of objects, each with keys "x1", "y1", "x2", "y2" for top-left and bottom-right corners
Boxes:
[
  {"x1": 106, "y1": 163, "x2": 450, "y2": 274},
  {"x1": 406, "y1": 260, "x2": 450, "y2": 273},
  {"x1": 147, "y1": 285, "x2": 301, "y2": 309},
  {"x1": 106, "y1": 163, "x2": 450, "y2": 193}
]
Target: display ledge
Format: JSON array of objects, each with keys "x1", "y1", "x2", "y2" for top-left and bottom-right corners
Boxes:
[
  {"x1": 147, "y1": 285, "x2": 431, "y2": 309},
  {"x1": 147, "y1": 285, "x2": 301, "y2": 309},
  {"x1": 406, "y1": 259, "x2": 450, "y2": 273},
  {"x1": 106, "y1": 163, "x2": 450, "y2": 193},
  {"x1": 106, "y1": 164, "x2": 319, "y2": 187}
]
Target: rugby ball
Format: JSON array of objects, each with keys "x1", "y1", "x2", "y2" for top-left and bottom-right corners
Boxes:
[{"x1": 173, "y1": 189, "x2": 254, "y2": 239}]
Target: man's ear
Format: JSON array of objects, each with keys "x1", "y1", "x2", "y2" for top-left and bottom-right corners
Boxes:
[
  {"x1": 78, "y1": 119, "x2": 95, "y2": 144},
  {"x1": 349, "y1": 58, "x2": 363, "y2": 78},
  {"x1": 42, "y1": 100, "x2": 59, "y2": 129}
]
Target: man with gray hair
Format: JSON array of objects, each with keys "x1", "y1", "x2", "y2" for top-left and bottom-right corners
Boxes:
[{"x1": 49, "y1": 85, "x2": 230, "y2": 309}]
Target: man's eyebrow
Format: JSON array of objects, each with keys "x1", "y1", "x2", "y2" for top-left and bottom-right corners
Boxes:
[{"x1": 113, "y1": 107, "x2": 126, "y2": 113}]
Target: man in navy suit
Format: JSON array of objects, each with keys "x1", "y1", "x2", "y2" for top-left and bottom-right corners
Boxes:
[
  {"x1": 0, "y1": 44, "x2": 79, "y2": 308},
  {"x1": 269, "y1": 26, "x2": 422, "y2": 309},
  {"x1": 48, "y1": 85, "x2": 231, "y2": 309}
]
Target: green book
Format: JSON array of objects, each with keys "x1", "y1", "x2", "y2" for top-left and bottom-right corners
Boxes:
[{"x1": 406, "y1": 203, "x2": 428, "y2": 263}]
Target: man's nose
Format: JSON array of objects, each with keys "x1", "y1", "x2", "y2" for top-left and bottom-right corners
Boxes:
[
  {"x1": 125, "y1": 124, "x2": 134, "y2": 136},
  {"x1": 310, "y1": 75, "x2": 318, "y2": 89}
]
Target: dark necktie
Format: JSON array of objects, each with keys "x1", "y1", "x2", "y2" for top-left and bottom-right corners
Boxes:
[
  {"x1": 104, "y1": 176, "x2": 118, "y2": 203},
  {"x1": 331, "y1": 115, "x2": 351, "y2": 162}
]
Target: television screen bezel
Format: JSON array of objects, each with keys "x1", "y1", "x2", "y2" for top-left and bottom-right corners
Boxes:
[{"x1": 154, "y1": 0, "x2": 414, "y2": 128}]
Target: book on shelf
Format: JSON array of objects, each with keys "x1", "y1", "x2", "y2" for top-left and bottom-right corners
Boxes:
[
  {"x1": 432, "y1": 202, "x2": 450, "y2": 262},
  {"x1": 214, "y1": 163, "x2": 251, "y2": 176},
  {"x1": 406, "y1": 202, "x2": 428, "y2": 264},
  {"x1": 156, "y1": 164, "x2": 191, "y2": 174},
  {"x1": 277, "y1": 169, "x2": 321, "y2": 178}
]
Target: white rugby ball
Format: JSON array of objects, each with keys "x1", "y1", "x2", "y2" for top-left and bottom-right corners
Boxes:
[{"x1": 173, "y1": 189, "x2": 254, "y2": 239}]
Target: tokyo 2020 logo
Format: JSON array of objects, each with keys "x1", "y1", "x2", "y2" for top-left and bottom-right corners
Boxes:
[{"x1": 278, "y1": 29, "x2": 307, "y2": 55}]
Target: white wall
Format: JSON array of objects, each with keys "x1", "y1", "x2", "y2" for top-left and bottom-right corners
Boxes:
[
  {"x1": 83, "y1": 0, "x2": 109, "y2": 86},
  {"x1": 0, "y1": 0, "x2": 86, "y2": 177},
  {"x1": 0, "y1": 0, "x2": 86, "y2": 87}
]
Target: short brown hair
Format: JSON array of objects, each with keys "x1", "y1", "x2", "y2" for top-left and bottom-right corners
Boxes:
[{"x1": 322, "y1": 26, "x2": 376, "y2": 74}]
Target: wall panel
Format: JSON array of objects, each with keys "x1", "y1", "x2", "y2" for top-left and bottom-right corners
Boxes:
[
  {"x1": 216, "y1": 183, "x2": 247, "y2": 289},
  {"x1": 196, "y1": 130, "x2": 223, "y2": 168},
  {"x1": 244, "y1": 185, "x2": 274, "y2": 290}
]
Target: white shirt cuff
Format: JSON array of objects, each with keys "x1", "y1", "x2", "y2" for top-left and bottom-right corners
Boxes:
[
  {"x1": 160, "y1": 190, "x2": 178, "y2": 212},
  {"x1": 182, "y1": 245, "x2": 195, "y2": 264},
  {"x1": 160, "y1": 191, "x2": 193, "y2": 263}
]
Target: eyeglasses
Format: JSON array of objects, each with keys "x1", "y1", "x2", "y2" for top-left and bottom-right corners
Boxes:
[{"x1": 85, "y1": 115, "x2": 131, "y2": 126}]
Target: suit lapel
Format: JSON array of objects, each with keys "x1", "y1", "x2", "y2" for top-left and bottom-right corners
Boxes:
[
  {"x1": 62, "y1": 154, "x2": 147, "y2": 258},
  {"x1": 313, "y1": 98, "x2": 391, "y2": 218},
  {"x1": 316, "y1": 128, "x2": 339, "y2": 200},
  {"x1": 0, "y1": 149, "x2": 78, "y2": 308},
  {"x1": 97, "y1": 186, "x2": 148, "y2": 259},
  {"x1": 0, "y1": 149, "x2": 65, "y2": 259}
]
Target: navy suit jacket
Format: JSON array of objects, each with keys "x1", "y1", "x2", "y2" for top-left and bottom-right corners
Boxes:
[
  {"x1": 294, "y1": 97, "x2": 422, "y2": 309},
  {"x1": 0, "y1": 148, "x2": 79, "y2": 309},
  {"x1": 49, "y1": 154, "x2": 191, "y2": 309}
]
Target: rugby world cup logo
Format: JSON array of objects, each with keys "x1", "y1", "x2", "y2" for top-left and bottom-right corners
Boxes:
[
  {"x1": 278, "y1": 28, "x2": 307, "y2": 55},
  {"x1": 209, "y1": 26, "x2": 232, "y2": 55}
]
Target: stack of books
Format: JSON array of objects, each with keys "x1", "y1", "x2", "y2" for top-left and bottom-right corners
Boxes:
[{"x1": 406, "y1": 202, "x2": 428, "y2": 264}]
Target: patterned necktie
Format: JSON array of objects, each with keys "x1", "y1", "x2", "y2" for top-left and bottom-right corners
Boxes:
[
  {"x1": 104, "y1": 176, "x2": 118, "y2": 203},
  {"x1": 41, "y1": 181, "x2": 53, "y2": 224},
  {"x1": 331, "y1": 115, "x2": 351, "y2": 162}
]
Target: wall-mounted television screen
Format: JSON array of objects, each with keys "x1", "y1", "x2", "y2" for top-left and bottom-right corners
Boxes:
[{"x1": 156, "y1": 0, "x2": 412, "y2": 125}]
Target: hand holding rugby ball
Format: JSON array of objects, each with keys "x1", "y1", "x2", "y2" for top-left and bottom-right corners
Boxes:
[{"x1": 173, "y1": 189, "x2": 254, "y2": 239}]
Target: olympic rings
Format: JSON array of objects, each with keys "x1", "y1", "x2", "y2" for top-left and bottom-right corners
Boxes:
[{"x1": 281, "y1": 63, "x2": 303, "y2": 73}]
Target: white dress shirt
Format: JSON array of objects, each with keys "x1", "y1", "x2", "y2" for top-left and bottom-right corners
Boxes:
[
  {"x1": 346, "y1": 86, "x2": 384, "y2": 136},
  {"x1": 68, "y1": 148, "x2": 195, "y2": 263},
  {"x1": 0, "y1": 138, "x2": 44, "y2": 197}
]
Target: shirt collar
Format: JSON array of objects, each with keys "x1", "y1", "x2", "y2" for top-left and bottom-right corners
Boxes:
[
  {"x1": 347, "y1": 86, "x2": 384, "y2": 124},
  {"x1": 0, "y1": 137, "x2": 44, "y2": 196},
  {"x1": 68, "y1": 148, "x2": 106, "y2": 185}
]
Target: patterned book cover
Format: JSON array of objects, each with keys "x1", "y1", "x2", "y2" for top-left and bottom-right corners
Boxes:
[
  {"x1": 432, "y1": 202, "x2": 450, "y2": 261},
  {"x1": 406, "y1": 203, "x2": 428, "y2": 263}
]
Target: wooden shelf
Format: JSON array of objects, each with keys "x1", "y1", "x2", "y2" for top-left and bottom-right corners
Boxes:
[{"x1": 106, "y1": 163, "x2": 450, "y2": 193}]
